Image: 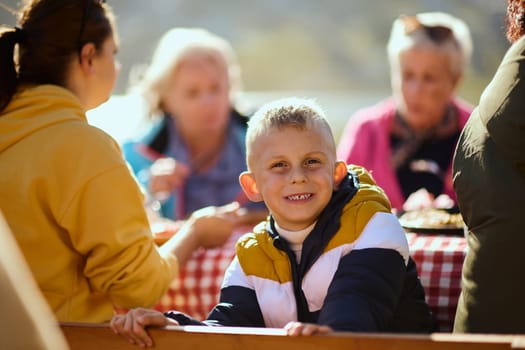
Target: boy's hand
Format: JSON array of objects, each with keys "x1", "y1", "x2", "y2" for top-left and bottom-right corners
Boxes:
[
  {"x1": 110, "y1": 308, "x2": 178, "y2": 348},
  {"x1": 284, "y1": 321, "x2": 333, "y2": 336}
]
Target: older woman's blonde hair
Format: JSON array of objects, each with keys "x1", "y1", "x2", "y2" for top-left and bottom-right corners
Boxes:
[
  {"x1": 129, "y1": 27, "x2": 243, "y2": 116},
  {"x1": 387, "y1": 12, "x2": 473, "y2": 80}
]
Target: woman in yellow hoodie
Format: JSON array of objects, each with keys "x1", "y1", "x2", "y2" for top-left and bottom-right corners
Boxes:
[{"x1": 0, "y1": 0, "x2": 243, "y2": 322}]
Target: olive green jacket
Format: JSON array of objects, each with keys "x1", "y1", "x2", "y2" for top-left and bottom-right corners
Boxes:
[{"x1": 453, "y1": 35, "x2": 525, "y2": 333}]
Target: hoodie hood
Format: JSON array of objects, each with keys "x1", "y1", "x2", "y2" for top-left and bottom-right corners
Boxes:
[
  {"x1": 345, "y1": 164, "x2": 392, "y2": 210},
  {"x1": 0, "y1": 85, "x2": 85, "y2": 153}
]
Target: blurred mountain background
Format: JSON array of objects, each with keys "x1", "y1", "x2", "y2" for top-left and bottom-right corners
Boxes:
[{"x1": 0, "y1": 0, "x2": 508, "y2": 140}]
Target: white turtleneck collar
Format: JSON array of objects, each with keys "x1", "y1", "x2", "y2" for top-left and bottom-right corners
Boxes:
[{"x1": 274, "y1": 221, "x2": 316, "y2": 263}]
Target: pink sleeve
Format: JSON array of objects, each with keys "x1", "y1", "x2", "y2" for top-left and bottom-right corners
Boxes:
[
  {"x1": 336, "y1": 99, "x2": 404, "y2": 210},
  {"x1": 337, "y1": 114, "x2": 368, "y2": 164}
]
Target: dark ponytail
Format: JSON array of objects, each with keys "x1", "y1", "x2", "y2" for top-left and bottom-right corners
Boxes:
[
  {"x1": 0, "y1": 27, "x2": 23, "y2": 111},
  {"x1": 0, "y1": 0, "x2": 115, "y2": 113}
]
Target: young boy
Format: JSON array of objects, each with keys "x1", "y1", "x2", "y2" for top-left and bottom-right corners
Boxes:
[{"x1": 111, "y1": 98, "x2": 434, "y2": 346}]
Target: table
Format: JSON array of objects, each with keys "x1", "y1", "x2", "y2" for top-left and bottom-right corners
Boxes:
[
  {"x1": 154, "y1": 230, "x2": 244, "y2": 321},
  {"x1": 406, "y1": 232, "x2": 467, "y2": 332},
  {"x1": 154, "y1": 230, "x2": 467, "y2": 332}
]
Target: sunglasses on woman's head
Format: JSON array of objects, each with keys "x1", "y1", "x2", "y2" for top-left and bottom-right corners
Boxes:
[{"x1": 400, "y1": 15, "x2": 454, "y2": 44}]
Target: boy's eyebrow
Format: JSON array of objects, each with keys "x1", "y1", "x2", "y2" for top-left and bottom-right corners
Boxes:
[{"x1": 266, "y1": 151, "x2": 329, "y2": 160}]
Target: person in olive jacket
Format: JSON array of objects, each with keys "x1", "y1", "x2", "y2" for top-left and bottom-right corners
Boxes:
[{"x1": 452, "y1": 0, "x2": 525, "y2": 334}]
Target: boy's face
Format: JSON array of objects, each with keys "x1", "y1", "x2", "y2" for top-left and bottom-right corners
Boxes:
[{"x1": 240, "y1": 124, "x2": 347, "y2": 231}]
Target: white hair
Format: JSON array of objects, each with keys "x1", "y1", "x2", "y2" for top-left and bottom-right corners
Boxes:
[
  {"x1": 387, "y1": 12, "x2": 473, "y2": 78},
  {"x1": 129, "y1": 27, "x2": 242, "y2": 116}
]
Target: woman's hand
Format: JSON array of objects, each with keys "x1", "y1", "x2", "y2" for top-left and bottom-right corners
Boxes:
[
  {"x1": 403, "y1": 188, "x2": 455, "y2": 211},
  {"x1": 433, "y1": 193, "x2": 455, "y2": 209},
  {"x1": 403, "y1": 188, "x2": 435, "y2": 211},
  {"x1": 110, "y1": 308, "x2": 178, "y2": 348},
  {"x1": 284, "y1": 321, "x2": 333, "y2": 336},
  {"x1": 188, "y1": 202, "x2": 243, "y2": 249},
  {"x1": 148, "y1": 157, "x2": 190, "y2": 200},
  {"x1": 160, "y1": 202, "x2": 245, "y2": 265}
]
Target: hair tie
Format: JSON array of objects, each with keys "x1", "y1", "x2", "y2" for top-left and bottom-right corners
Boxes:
[{"x1": 13, "y1": 26, "x2": 25, "y2": 43}]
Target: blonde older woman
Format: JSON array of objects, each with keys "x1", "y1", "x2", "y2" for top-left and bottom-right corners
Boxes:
[
  {"x1": 123, "y1": 28, "x2": 267, "y2": 227},
  {"x1": 337, "y1": 12, "x2": 473, "y2": 212}
]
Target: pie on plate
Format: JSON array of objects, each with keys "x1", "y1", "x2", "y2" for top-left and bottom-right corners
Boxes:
[{"x1": 398, "y1": 208, "x2": 465, "y2": 234}]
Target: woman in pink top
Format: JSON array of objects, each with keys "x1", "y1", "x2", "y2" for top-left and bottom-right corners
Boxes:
[{"x1": 337, "y1": 12, "x2": 473, "y2": 211}]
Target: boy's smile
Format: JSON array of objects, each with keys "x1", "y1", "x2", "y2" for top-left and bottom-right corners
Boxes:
[
  {"x1": 286, "y1": 193, "x2": 312, "y2": 201},
  {"x1": 243, "y1": 124, "x2": 346, "y2": 231}
]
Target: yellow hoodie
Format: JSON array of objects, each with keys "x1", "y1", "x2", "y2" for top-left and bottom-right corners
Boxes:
[{"x1": 0, "y1": 85, "x2": 178, "y2": 322}]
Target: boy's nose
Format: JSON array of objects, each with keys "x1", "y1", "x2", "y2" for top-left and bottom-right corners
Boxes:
[{"x1": 290, "y1": 169, "x2": 307, "y2": 184}]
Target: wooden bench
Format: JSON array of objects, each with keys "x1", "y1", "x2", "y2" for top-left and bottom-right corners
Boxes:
[{"x1": 60, "y1": 322, "x2": 525, "y2": 350}]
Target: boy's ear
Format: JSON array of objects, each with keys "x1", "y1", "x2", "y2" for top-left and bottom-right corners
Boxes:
[
  {"x1": 239, "y1": 171, "x2": 263, "y2": 202},
  {"x1": 334, "y1": 161, "x2": 348, "y2": 186}
]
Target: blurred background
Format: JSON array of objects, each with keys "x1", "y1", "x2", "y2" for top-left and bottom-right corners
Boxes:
[{"x1": 0, "y1": 0, "x2": 508, "y2": 140}]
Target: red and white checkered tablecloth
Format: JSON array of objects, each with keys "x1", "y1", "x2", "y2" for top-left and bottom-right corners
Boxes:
[
  {"x1": 154, "y1": 229, "x2": 242, "y2": 321},
  {"x1": 154, "y1": 229, "x2": 467, "y2": 331},
  {"x1": 406, "y1": 232, "x2": 467, "y2": 332}
]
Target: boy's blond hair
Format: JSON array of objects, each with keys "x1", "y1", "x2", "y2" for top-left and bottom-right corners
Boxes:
[{"x1": 245, "y1": 97, "x2": 336, "y2": 169}]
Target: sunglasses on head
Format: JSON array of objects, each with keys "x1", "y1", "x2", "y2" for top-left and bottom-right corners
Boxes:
[
  {"x1": 400, "y1": 15, "x2": 454, "y2": 44},
  {"x1": 77, "y1": 0, "x2": 106, "y2": 51}
]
